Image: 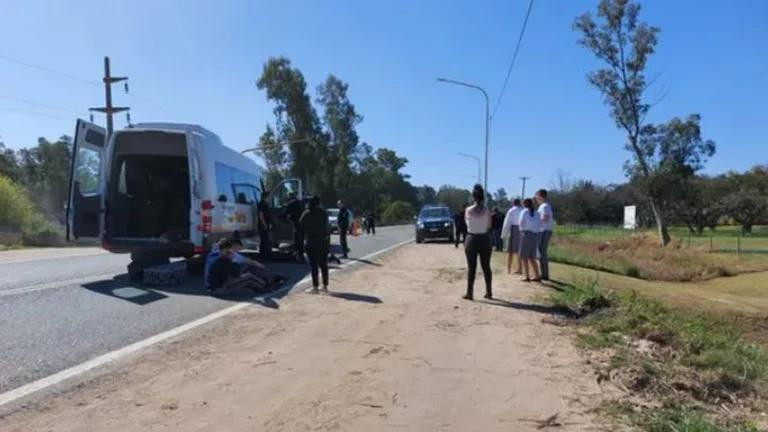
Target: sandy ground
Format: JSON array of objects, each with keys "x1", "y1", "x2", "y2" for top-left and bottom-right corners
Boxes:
[{"x1": 1, "y1": 244, "x2": 613, "y2": 432}]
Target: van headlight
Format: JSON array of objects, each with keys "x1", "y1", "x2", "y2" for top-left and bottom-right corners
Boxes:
[
  {"x1": 418, "y1": 223, "x2": 425, "y2": 229},
  {"x1": 444, "y1": 222, "x2": 451, "y2": 228}
]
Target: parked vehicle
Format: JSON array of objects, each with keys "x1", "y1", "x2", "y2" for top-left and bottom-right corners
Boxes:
[
  {"x1": 327, "y1": 208, "x2": 354, "y2": 234},
  {"x1": 415, "y1": 205, "x2": 454, "y2": 243},
  {"x1": 66, "y1": 119, "x2": 298, "y2": 278}
]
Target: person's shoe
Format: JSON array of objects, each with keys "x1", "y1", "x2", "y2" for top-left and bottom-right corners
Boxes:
[
  {"x1": 462, "y1": 294, "x2": 473, "y2": 301},
  {"x1": 484, "y1": 293, "x2": 493, "y2": 300},
  {"x1": 540, "y1": 277, "x2": 550, "y2": 282},
  {"x1": 306, "y1": 287, "x2": 319, "y2": 294},
  {"x1": 321, "y1": 286, "x2": 329, "y2": 294}
]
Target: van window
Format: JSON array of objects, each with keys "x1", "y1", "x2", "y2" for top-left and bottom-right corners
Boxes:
[
  {"x1": 215, "y1": 163, "x2": 234, "y2": 202},
  {"x1": 74, "y1": 147, "x2": 101, "y2": 194},
  {"x1": 215, "y1": 162, "x2": 260, "y2": 204}
]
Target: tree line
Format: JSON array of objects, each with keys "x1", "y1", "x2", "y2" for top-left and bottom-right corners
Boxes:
[
  {"x1": 254, "y1": 57, "x2": 434, "y2": 224},
  {"x1": 547, "y1": 165, "x2": 768, "y2": 235}
]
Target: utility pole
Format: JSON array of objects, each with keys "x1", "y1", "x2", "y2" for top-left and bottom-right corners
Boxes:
[
  {"x1": 89, "y1": 56, "x2": 129, "y2": 139},
  {"x1": 519, "y1": 176, "x2": 530, "y2": 199},
  {"x1": 437, "y1": 78, "x2": 490, "y2": 192}
]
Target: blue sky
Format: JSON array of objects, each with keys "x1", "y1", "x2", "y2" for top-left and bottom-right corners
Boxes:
[{"x1": 1, "y1": 0, "x2": 766, "y2": 195}]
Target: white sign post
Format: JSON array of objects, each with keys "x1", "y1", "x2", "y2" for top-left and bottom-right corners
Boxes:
[{"x1": 623, "y1": 205, "x2": 637, "y2": 230}]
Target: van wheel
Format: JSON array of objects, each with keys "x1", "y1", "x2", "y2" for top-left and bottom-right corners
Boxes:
[{"x1": 416, "y1": 235, "x2": 423, "y2": 244}]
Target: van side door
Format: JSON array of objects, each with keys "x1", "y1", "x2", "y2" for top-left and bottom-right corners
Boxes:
[
  {"x1": 269, "y1": 179, "x2": 301, "y2": 246},
  {"x1": 66, "y1": 119, "x2": 107, "y2": 240}
]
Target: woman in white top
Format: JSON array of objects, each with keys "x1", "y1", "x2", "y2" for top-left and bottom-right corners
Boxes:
[
  {"x1": 501, "y1": 198, "x2": 523, "y2": 275},
  {"x1": 517, "y1": 198, "x2": 541, "y2": 282},
  {"x1": 463, "y1": 184, "x2": 493, "y2": 300}
]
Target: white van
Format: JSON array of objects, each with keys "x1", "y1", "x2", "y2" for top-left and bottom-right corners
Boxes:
[{"x1": 66, "y1": 120, "x2": 298, "y2": 276}]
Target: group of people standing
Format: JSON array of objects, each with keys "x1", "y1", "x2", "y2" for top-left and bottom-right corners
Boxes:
[{"x1": 459, "y1": 185, "x2": 554, "y2": 301}]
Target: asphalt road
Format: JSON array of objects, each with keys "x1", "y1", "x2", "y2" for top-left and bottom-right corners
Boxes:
[{"x1": 0, "y1": 225, "x2": 413, "y2": 396}]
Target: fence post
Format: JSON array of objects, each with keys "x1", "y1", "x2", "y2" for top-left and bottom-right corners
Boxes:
[
  {"x1": 709, "y1": 235, "x2": 713, "y2": 253},
  {"x1": 737, "y1": 233, "x2": 741, "y2": 256}
]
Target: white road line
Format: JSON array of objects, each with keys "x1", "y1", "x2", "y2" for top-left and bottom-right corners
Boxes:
[
  {"x1": 0, "y1": 251, "x2": 108, "y2": 266},
  {"x1": 0, "y1": 238, "x2": 413, "y2": 409},
  {"x1": 0, "y1": 272, "x2": 121, "y2": 298}
]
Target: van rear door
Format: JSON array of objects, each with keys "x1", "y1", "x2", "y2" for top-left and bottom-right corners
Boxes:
[{"x1": 66, "y1": 119, "x2": 107, "y2": 240}]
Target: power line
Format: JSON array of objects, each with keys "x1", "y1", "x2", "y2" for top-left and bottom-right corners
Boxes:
[
  {"x1": 0, "y1": 54, "x2": 100, "y2": 87},
  {"x1": 492, "y1": 0, "x2": 535, "y2": 119},
  {"x1": 0, "y1": 107, "x2": 74, "y2": 121},
  {"x1": 0, "y1": 95, "x2": 96, "y2": 117}
]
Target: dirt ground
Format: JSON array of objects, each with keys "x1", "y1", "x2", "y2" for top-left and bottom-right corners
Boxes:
[{"x1": 1, "y1": 244, "x2": 615, "y2": 432}]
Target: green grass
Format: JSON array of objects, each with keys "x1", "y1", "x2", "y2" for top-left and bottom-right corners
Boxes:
[
  {"x1": 641, "y1": 407, "x2": 760, "y2": 432},
  {"x1": 549, "y1": 226, "x2": 768, "y2": 282},
  {"x1": 546, "y1": 278, "x2": 768, "y2": 431}
]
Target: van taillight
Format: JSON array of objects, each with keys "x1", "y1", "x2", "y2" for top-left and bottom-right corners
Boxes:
[{"x1": 199, "y1": 201, "x2": 213, "y2": 233}]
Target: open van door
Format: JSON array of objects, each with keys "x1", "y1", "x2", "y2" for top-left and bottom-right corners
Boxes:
[
  {"x1": 269, "y1": 178, "x2": 302, "y2": 247},
  {"x1": 66, "y1": 119, "x2": 107, "y2": 240}
]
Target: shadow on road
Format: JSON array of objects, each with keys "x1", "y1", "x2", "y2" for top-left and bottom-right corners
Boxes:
[
  {"x1": 328, "y1": 291, "x2": 383, "y2": 304},
  {"x1": 478, "y1": 298, "x2": 577, "y2": 318},
  {"x1": 81, "y1": 261, "x2": 311, "y2": 307}
]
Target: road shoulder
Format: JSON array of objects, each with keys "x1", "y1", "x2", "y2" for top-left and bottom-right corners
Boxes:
[{"x1": 1, "y1": 243, "x2": 612, "y2": 432}]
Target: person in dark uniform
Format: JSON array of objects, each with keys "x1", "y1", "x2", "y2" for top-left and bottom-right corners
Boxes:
[
  {"x1": 366, "y1": 211, "x2": 376, "y2": 236},
  {"x1": 337, "y1": 200, "x2": 351, "y2": 259},
  {"x1": 300, "y1": 196, "x2": 330, "y2": 294},
  {"x1": 491, "y1": 207, "x2": 505, "y2": 252},
  {"x1": 286, "y1": 193, "x2": 305, "y2": 262},
  {"x1": 453, "y1": 204, "x2": 468, "y2": 248},
  {"x1": 257, "y1": 192, "x2": 272, "y2": 259}
]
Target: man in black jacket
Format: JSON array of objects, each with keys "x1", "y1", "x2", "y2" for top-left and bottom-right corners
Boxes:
[
  {"x1": 286, "y1": 193, "x2": 305, "y2": 262},
  {"x1": 337, "y1": 200, "x2": 351, "y2": 259}
]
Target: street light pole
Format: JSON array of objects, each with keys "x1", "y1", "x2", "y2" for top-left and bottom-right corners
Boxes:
[
  {"x1": 456, "y1": 152, "x2": 482, "y2": 185},
  {"x1": 437, "y1": 78, "x2": 490, "y2": 192},
  {"x1": 519, "y1": 176, "x2": 530, "y2": 199}
]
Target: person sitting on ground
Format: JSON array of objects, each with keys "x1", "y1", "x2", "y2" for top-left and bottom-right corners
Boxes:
[
  {"x1": 206, "y1": 238, "x2": 264, "y2": 296},
  {"x1": 205, "y1": 237, "x2": 287, "y2": 289}
]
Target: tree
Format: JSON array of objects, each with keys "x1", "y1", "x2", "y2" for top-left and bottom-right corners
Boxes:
[
  {"x1": 670, "y1": 175, "x2": 728, "y2": 234},
  {"x1": 493, "y1": 188, "x2": 510, "y2": 211},
  {"x1": 725, "y1": 168, "x2": 768, "y2": 234},
  {"x1": 416, "y1": 185, "x2": 437, "y2": 207},
  {"x1": 436, "y1": 185, "x2": 470, "y2": 213},
  {"x1": 257, "y1": 57, "x2": 325, "y2": 197},
  {"x1": 380, "y1": 201, "x2": 416, "y2": 225},
  {"x1": 0, "y1": 141, "x2": 21, "y2": 182},
  {"x1": 317, "y1": 75, "x2": 362, "y2": 203},
  {"x1": 17, "y1": 136, "x2": 72, "y2": 222},
  {"x1": 255, "y1": 125, "x2": 287, "y2": 190},
  {"x1": 575, "y1": 1, "x2": 716, "y2": 246},
  {"x1": 574, "y1": 0, "x2": 671, "y2": 243}
]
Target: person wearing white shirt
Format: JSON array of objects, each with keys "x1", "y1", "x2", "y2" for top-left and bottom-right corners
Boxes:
[
  {"x1": 517, "y1": 198, "x2": 541, "y2": 282},
  {"x1": 501, "y1": 199, "x2": 523, "y2": 275},
  {"x1": 462, "y1": 184, "x2": 493, "y2": 301},
  {"x1": 535, "y1": 189, "x2": 554, "y2": 281}
]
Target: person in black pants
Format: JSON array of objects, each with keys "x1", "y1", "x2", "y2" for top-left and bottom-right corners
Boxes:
[
  {"x1": 491, "y1": 207, "x2": 505, "y2": 252},
  {"x1": 300, "y1": 196, "x2": 330, "y2": 294},
  {"x1": 337, "y1": 200, "x2": 351, "y2": 259},
  {"x1": 463, "y1": 185, "x2": 493, "y2": 300},
  {"x1": 453, "y1": 204, "x2": 468, "y2": 248},
  {"x1": 366, "y1": 211, "x2": 376, "y2": 235},
  {"x1": 286, "y1": 193, "x2": 305, "y2": 262},
  {"x1": 257, "y1": 192, "x2": 272, "y2": 259}
]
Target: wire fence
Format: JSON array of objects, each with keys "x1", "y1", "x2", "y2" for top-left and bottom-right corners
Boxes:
[{"x1": 555, "y1": 224, "x2": 768, "y2": 255}]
